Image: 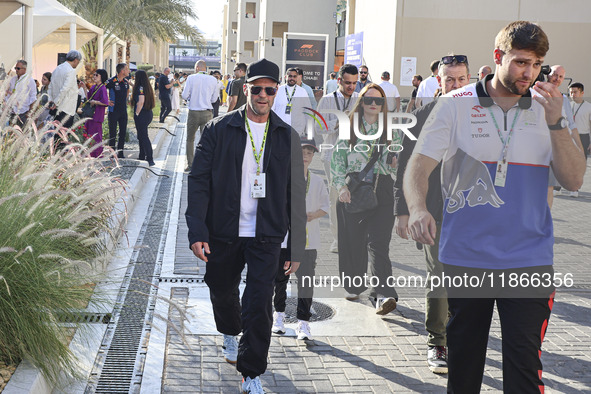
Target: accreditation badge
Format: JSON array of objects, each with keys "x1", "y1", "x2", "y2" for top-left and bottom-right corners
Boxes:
[
  {"x1": 494, "y1": 159, "x2": 508, "y2": 187},
  {"x1": 251, "y1": 173, "x2": 266, "y2": 198}
]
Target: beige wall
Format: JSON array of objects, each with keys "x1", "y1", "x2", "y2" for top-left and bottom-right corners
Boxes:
[
  {"x1": 130, "y1": 41, "x2": 169, "y2": 72},
  {"x1": 258, "y1": 0, "x2": 337, "y2": 71},
  {"x1": 355, "y1": 0, "x2": 591, "y2": 98},
  {"x1": 222, "y1": 0, "x2": 238, "y2": 75},
  {"x1": 236, "y1": 0, "x2": 259, "y2": 64}
]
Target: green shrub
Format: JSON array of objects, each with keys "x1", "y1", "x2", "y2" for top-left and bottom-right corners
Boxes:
[{"x1": 0, "y1": 94, "x2": 125, "y2": 384}]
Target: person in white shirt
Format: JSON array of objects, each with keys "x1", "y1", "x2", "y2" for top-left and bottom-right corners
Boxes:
[
  {"x1": 181, "y1": 60, "x2": 218, "y2": 171},
  {"x1": 569, "y1": 82, "x2": 591, "y2": 159},
  {"x1": 378, "y1": 71, "x2": 401, "y2": 112},
  {"x1": 315, "y1": 64, "x2": 359, "y2": 253},
  {"x1": 416, "y1": 60, "x2": 440, "y2": 108},
  {"x1": 272, "y1": 138, "x2": 329, "y2": 341},
  {"x1": 48, "y1": 50, "x2": 82, "y2": 128},
  {"x1": 5, "y1": 60, "x2": 37, "y2": 126},
  {"x1": 271, "y1": 67, "x2": 310, "y2": 136}
]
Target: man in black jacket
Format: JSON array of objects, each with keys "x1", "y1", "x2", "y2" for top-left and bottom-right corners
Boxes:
[
  {"x1": 186, "y1": 58, "x2": 306, "y2": 394},
  {"x1": 393, "y1": 54, "x2": 471, "y2": 375}
]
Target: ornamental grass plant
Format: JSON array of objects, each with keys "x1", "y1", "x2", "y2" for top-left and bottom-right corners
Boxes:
[{"x1": 0, "y1": 84, "x2": 125, "y2": 384}]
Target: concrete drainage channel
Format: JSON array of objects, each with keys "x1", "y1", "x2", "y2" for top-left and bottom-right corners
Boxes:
[
  {"x1": 87, "y1": 122, "x2": 183, "y2": 393},
  {"x1": 2, "y1": 117, "x2": 183, "y2": 394}
]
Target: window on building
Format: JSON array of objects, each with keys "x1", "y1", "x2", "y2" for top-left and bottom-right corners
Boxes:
[
  {"x1": 232, "y1": 21, "x2": 237, "y2": 33},
  {"x1": 272, "y1": 22, "x2": 288, "y2": 38},
  {"x1": 244, "y1": 41, "x2": 255, "y2": 57},
  {"x1": 245, "y1": 2, "x2": 256, "y2": 18}
]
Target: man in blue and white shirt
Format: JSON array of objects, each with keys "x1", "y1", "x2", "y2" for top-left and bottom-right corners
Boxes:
[{"x1": 404, "y1": 21, "x2": 585, "y2": 393}]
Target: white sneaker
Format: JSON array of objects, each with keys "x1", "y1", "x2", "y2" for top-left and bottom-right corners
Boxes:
[
  {"x1": 222, "y1": 334, "x2": 238, "y2": 364},
  {"x1": 271, "y1": 312, "x2": 286, "y2": 334},
  {"x1": 329, "y1": 240, "x2": 338, "y2": 253},
  {"x1": 296, "y1": 320, "x2": 311, "y2": 340},
  {"x1": 345, "y1": 292, "x2": 359, "y2": 301},
  {"x1": 570, "y1": 191, "x2": 579, "y2": 198},
  {"x1": 376, "y1": 297, "x2": 397, "y2": 315},
  {"x1": 241, "y1": 376, "x2": 264, "y2": 393},
  {"x1": 552, "y1": 189, "x2": 559, "y2": 196}
]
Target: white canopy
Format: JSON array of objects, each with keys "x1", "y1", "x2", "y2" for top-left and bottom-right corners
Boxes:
[
  {"x1": 0, "y1": 0, "x2": 34, "y2": 24},
  {"x1": 0, "y1": 0, "x2": 103, "y2": 80}
]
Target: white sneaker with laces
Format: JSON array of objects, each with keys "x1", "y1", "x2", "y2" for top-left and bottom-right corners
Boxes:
[
  {"x1": 271, "y1": 311, "x2": 286, "y2": 334},
  {"x1": 241, "y1": 376, "x2": 265, "y2": 393},
  {"x1": 296, "y1": 320, "x2": 311, "y2": 340},
  {"x1": 375, "y1": 297, "x2": 397, "y2": 315},
  {"x1": 570, "y1": 190, "x2": 579, "y2": 198},
  {"x1": 222, "y1": 334, "x2": 238, "y2": 364}
]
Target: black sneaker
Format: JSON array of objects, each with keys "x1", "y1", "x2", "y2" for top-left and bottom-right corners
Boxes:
[{"x1": 427, "y1": 345, "x2": 448, "y2": 374}]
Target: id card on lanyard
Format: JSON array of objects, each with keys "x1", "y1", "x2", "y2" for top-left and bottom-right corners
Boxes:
[
  {"x1": 488, "y1": 107, "x2": 521, "y2": 187},
  {"x1": 245, "y1": 117, "x2": 269, "y2": 198}
]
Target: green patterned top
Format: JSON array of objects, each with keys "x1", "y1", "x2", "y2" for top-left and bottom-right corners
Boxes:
[{"x1": 331, "y1": 117, "x2": 402, "y2": 190}]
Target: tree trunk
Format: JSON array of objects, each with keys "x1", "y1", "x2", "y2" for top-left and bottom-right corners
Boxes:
[
  {"x1": 82, "y1": 37, "x2": 98, "y2": 85},
  {"x1": 126, "y1": 40, "x2": 131, "y2": 64}
]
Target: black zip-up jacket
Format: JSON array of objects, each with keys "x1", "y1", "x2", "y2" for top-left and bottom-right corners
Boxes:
[
  {"x1": 186, "y1": 105, "x2": 307, "y2": 262},
  {"x1": 393, "y1": 100, "x2": 443, "y2": 222}
]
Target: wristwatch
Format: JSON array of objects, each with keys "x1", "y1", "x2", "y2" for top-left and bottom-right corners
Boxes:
[{"x1": 548, "y1": 116, "x2": 568, "y2": 130}]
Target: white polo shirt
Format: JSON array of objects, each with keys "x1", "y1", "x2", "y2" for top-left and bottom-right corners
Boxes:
[{"x1": 415, "y1": 79, "x2": 555, "y2": 270}]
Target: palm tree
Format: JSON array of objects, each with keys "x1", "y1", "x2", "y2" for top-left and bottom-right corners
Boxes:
[{"x1": 59, "y1": 0, "x2": 202, "y2": 80}]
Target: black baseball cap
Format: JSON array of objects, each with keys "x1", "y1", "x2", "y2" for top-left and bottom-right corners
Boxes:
[
  {"x1": 301, "y1": 138, "x2": 318, "y2": 152},
  {"x1": 246, "y1": 58, "x2": 280, "y2": 83}
]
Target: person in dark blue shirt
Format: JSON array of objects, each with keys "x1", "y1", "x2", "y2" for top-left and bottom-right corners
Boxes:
[
  {"x1": 105, "y1": 63, "x2": 130, "y2": 158},
  {"x1": 158, "y1": 68, "x2": 173, "y2": 123}
]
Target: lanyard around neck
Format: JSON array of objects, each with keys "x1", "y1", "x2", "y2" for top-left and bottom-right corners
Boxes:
[
  {"x1": 573, "y1": 102, "x2": 583, "y2": 121},
  {"x1": 244, "y1": 116, "x2": 270, "y2": 175},
  {"x1": 487, "y1": 107, "x2": 521, "y2": 161},
  {"x1": 285, "y1": 85, "x2": 296, "y2": 104}
]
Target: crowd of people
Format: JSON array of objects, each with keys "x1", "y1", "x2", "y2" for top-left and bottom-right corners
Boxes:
[
  {"x1": 185, "y1": 20, "x2": 588, "y2": 394},
  {"x1": 1, "y1": 51, "x2": 230, "y2": 166},
  {"x1": 3, "y1": 19, "x2": 590, "y2": 394}
]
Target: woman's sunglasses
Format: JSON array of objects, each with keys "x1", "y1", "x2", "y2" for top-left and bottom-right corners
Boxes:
[
  {"x1": 363, "y1": 96, "x2": 385, "y2": 106},
  {"x1": 248, "y1": 86, "x2": 278, "y2": 96}
]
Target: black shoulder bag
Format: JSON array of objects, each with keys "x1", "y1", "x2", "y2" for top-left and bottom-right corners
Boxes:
[
  {"x1": 80, "y1": 84, "x2": 104, "y2": 118},
  {"x1": 343, "y1": 148, "x2": 382, "y2": 214}
]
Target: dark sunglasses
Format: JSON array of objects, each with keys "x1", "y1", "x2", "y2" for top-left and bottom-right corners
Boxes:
[
  {"x1": 440, "y1": 55, "x2": 468, "y2": 65},
  {"x1": 15, "y1": 67, "x2": 23, "y2": 70},
  {"x1": 359, "y1": 71, "x2": 368, "y2": 74},
  {"x1": 363, "y1": 96, "x2": 385, "y2": 106},
  {"x1": 248, "y1": 86, "x2": 277, "y2": 96}
]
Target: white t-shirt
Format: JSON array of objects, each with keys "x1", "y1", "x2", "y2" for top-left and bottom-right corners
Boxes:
[
  {"x1": 281, "y1": 171, "x2": 330, "y2": 250},
  {"x1": 378, "y1": 80, "x2": 401, "y2": 112},
  {"x1": 571, "y1": 100, "x2": 591, "y2": 135},
  {"x1": 271, "y1": 84, "x2": 309, "y2": 135},
  {"x1": 416, "y1": 75, "x2": 439, "y2": 106},
  {"x1": 239, "y1": 119, "x2": 267, "y2": 237}
]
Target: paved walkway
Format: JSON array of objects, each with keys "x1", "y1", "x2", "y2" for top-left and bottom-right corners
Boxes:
[{"x1": 145, "y1": 111, "x2": 591, "y2": 393}]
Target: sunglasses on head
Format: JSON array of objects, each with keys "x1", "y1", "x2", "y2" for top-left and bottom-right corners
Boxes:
[
  {"x1": 440, "y1": 55, "x2": 468, "y2": 65},
  {"x1": 363, "y1": 96, "x2": 385, "y2": 106},
  {"x1": 248, "y1": 86, "x2": 277, "y2": 96}
]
